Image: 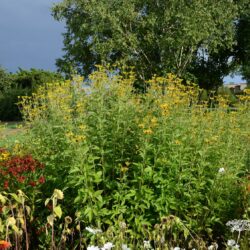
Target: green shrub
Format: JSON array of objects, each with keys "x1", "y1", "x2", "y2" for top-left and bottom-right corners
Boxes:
[
  {"x1": 0, "y1": 68, "x2": 63, "y2": 121},
  {"x1": 0, "y1": 88, "x2": 31, "y2": 121},
  {"x1": 13, "y1": 68, "x2": 63, "y2": 91},
  {"x1": 0, "y1": 66, "x2": 15, "y2": 93}
]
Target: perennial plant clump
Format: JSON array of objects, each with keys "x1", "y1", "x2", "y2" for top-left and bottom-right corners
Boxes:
[{"x1": 0, "y1": 67, "x2": 248, "y2": 249}]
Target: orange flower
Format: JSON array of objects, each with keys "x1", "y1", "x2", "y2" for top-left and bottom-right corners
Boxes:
[{"x1": 0, "y1": 240, "x2": 11, "y2": 249}]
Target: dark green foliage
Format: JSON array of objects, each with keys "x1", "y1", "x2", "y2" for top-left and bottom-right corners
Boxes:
[
  {"x1": 0, "y1": 67, "x2": 15, "y2": 93},
  {"x1": 236, "y1": 9, "x2": 250, "y2": 84},
  {"x1": 0, "y1": 88, "x2": 31, "y2": 121},
  {"x1": 13, "y1": 68, "x2": 63, "y2": 91},
  {"x1": 189, "y1": 49, "x2": 235, "y2": 90}
]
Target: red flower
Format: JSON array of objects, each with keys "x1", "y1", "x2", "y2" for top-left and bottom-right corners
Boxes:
[
  {"x1": 0, "y1": 240, "x2": 11, "y2": 249},
  {"x1": 3, "y1": 181, "x2": 9, "y2": 190},
  {"x1": 29, "y1": 181, "x2": 36, "y2": 187},
  {"x1": 0, "y1": 154, "x2": 45, "y2": 191},
  {"x1": 17, "y1": 176, "x2": 26, "y2": 183},
  {"x1": 38, "y1": 176, "x2": 45, "y2": 184}
]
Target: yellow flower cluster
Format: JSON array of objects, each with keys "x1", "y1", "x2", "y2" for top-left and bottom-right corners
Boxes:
[
  {"x1": 0, "y1": 151, "x2": 10, "y2": 161},
  {"x1": 18, "y1": 66, "x2": 249, "y2": 150}
]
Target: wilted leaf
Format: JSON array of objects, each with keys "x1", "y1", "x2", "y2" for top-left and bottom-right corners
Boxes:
[
  {"x1": 54, "y1": 205, "x2": 62, "y2": 218},
  {"x1": 47, "y1": 215, "x2": 54, "y2": 226},
  {"x1": 45, "y1": 198, "x2": 50, "y2": 207}
]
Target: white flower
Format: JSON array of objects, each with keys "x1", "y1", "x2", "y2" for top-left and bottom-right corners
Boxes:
[
  {"x1": 85, "y1": 226, "x2": 102, "y2": 234},
  {"x1": 227, "y1": 239, "x2": 236, "y2": 247},
  {"x1": 87, "y1": 246, "x2": 100, "y2": 250},
  {"x1": 119, "y1": 221, "x2": 127, "y2": 229},
  {"x1": 143, "y1": 240, "x2": 151, "y2": 249},
  {"x1": 122, "y1": 244, "x2": 131, "y2": 250},
  {"x1": 102, "y1": 242, "x2": 114, "y2": 250},
  {"x1": 233, "y1": 244, "x2": 240, "y2": 249},
  {"x1": 218, "y1": 167, "x2": 225, "y2": 173},
  {"x1": 173, "y1": 247, "x2": 181, "y2": 250},
  {"x1": 226, "y1": 219, "x2": 250, "y2": 232},
  {"x1": 208, "y1": 243, "x2": 218, "y2": 250}
]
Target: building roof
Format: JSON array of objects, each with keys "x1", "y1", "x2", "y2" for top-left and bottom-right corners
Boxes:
[{"x1": 225, "y1": 83, "x2": 247, "y2": 90}]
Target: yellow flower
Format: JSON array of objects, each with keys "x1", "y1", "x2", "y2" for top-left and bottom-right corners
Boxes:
[
  {"x1": 65, "y1": 131, "x2": 74, "y2": 138},
  {"x1": 0, "y1": 152, "x2": 10, "y2": 161},
  {"x1": 78, "y1": 125, "x2": 86, "y2": 130},
  {"x1": 138, "y1": 123, "x2": 145, "y2": 129},
  {"x1": 150, "y1": 117, "x2": 158, "y2": 127},
  {"x1": 143, "y1": 129, "x2": 153, "y2": 135},
  {"x1": 174, "y1": 140, "x2": 181, "y2": 145},
  {"x1": 160, "y1": 103, "x2": 168, "y2": 110},
  {"x1": 74, "y1": 135, "x2": 86, "y2": 142}
]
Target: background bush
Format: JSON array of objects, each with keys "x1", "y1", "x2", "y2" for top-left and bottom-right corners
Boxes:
[
  {"x1": 0, "y1": 67, "x2": 14, "y2": 93},
  {"x1": 0, "y1": 68, "x2": 63, "y2": 121},
  {"x1": 0, "y1": 88, "x2": 31, "y2": 121}
]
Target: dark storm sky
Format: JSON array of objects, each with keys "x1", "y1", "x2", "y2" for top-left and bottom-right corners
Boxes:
[{"x1": 0, "y1": 0, "x2": 64, "y2": 72}]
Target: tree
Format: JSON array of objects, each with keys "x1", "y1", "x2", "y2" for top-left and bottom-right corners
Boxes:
[
  {"x1": 235, "y1": 5, "x2": 250, "y2": 84},
  {"x1": 0, "y1": 66, "x2": 14, "y2": 93},
  {"x1": 52, "y1": 0, "x2": 241, "y2": 87},
  {"x1": 189, "y1": 47, "x2": 236, "y2": 90}
]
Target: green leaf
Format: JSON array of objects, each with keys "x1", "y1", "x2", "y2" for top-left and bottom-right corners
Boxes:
[
  {"x1": 10, "y1": 193, "x2": 21, "y2": 203},
  {"x1": 183, "y1": 227, "x2": 189, "y2": 239}
]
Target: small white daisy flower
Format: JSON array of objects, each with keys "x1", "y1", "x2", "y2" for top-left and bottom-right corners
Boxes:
[
  {"x1": 87, "y1": 246, "x2": 100, "y2": 250},
  {"x1": 218, "y1": 167, "x2": 225, "y2": 173},
  {"x1": 227, "y1": 239, "x2": 236, "y2": 247},
  {"x1": 122, "y1": 244, "x2": 131, "y2": 250},
  {"x1": 102, "y1": 242, "x2": 114, "y2": 250}
]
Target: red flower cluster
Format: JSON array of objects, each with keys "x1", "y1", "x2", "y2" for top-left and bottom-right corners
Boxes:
[
  {"x1": 0, "y1": 240, "x2": 11, "y2": 249},
  {"x1": 0, "y1": 154, "x2": 45, "y2": 190}
]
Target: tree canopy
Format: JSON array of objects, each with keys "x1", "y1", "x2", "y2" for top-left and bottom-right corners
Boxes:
[
  {"x1": 235, "y1": 5, "x2": 250, "y2": 84},
  {"x1": 52, "y1": 0, "x2": 247, "y2": 88}
]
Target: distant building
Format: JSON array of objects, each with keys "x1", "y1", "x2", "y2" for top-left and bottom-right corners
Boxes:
[{"x1": 225, "y1": 83, "x2": 247, "y2": 94}]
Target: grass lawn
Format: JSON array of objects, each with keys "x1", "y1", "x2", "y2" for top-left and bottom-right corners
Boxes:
[{"x1": 0, "y1": 121, "x2": 25, "y2": 147}]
